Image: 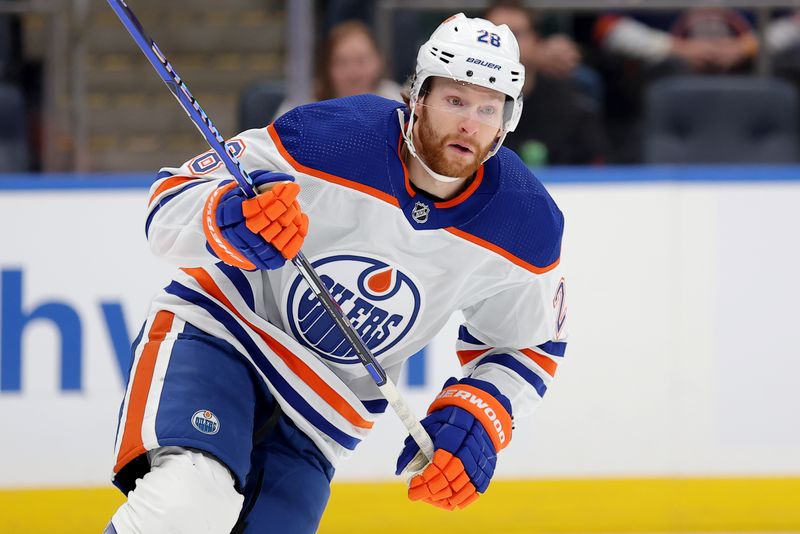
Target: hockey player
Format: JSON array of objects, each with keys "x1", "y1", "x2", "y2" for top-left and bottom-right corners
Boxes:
[{"x1": 106, "y1": 13, "x2": 567, "y2": 534}]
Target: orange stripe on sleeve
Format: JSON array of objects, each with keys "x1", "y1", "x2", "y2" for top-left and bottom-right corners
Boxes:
[
  {"x1": 457, "y1": 348, "x2": 490, "y2": 366},
  {"x1": 114, "y1": 310, "x2": 175, "y2": 473},
  {"x1": 148, "y1": 176, "x2": 199, "y2": 207},
  {"x1": 181, "y1": 267, "x2": 374, "y2": 431},
  {"x1": 521, "y1": 348, "x2": 558, "y2": 377},
  {"x1": 445, "y1": 226, "x2": 560, "y2": 275},
  {"x1": 267, "y1": 124, "x2": 400, "y2": 208}
]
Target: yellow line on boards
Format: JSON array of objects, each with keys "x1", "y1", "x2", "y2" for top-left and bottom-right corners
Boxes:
[
  {"x1": 0, "y1": 487, "x2": 124, "y2": 534},
  {"x1": 0, "y1": 478, "x2": 798, "y2": 534},
  {"x1": 321, "y1": 478, "x2": 800, "y2": 533}
]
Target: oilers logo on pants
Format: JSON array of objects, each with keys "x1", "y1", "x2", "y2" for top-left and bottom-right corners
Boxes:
[{"x1": 283, "y1": 253, "x2": 424, "y2": 364}]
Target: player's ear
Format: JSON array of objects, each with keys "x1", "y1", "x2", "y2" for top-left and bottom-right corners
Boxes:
[{"x1": 412, "y1": 97, "x2": 424, "y2": 123}]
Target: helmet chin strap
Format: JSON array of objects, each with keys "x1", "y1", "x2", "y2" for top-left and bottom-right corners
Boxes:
[
  {"x1": 398, "y1": 108, "x2": 462, "y2": 184},
  {"x1": 397, "y1": 107, "x2": 508, "y2": 185}
]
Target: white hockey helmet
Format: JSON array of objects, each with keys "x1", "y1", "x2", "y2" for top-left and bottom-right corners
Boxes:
[{"x1": 401, "y1": 13, "x2": 526, "y2": 181}]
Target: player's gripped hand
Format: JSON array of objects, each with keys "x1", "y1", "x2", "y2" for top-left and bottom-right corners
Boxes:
[
  {"x1": 203, "y1": 171, "x2": 309, "y2": 270},
  {"x1": 395, "y1": 377, "x2": 513, "y2": 511}
]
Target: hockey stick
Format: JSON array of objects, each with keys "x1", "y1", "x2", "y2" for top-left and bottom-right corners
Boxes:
[{"x1": 107, "y1": 0, "x2": 434, "y2": 463}]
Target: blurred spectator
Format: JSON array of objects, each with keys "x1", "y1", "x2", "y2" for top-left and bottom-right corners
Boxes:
[
  {"x1": 274, "y1": 20, "x2": 401, "y2": 118},
  {"x1": 766, "y1": 11, "x2": 800, "y2": 89},
  {"x1": 321, "y1": 0, "x2": 376, "y2": 35},
  {"x1": 594, "y1": 9, "x2": 759, "y2": 75},
  {"x1": 526, "y1": 24, "x2": 581, "y2": 80},
  {"x1": 586, "y1": 9, "x2": 759, "y2": 163},
  {"x1": 484, "y1": 1, "x2": 607, "y2": 166}
]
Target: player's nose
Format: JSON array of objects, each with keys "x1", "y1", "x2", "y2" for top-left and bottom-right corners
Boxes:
[{"x1": 458, "y1": 116, "x2": 480, "y2": 136}]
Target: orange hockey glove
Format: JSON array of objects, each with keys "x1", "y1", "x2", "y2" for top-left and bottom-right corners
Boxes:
[
  {"x1": 206, "y1": 173, "x2": 309, "y2": 270},
  {"x1": 241, "y1": 181, "x2": 309, "y2": 260},
  {"x1": 396, "y1": 377, "x2": 513, "y2": 511}
]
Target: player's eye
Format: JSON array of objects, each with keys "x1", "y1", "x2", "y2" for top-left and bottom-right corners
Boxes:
[
  {"x1": 445, "y1": 96, "x2": 462, "y2": 107},
  {"x1": 479, "y1": 106, "x2": 497, "y2": 116}
]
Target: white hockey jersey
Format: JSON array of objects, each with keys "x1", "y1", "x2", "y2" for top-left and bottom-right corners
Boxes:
[{"x1": 141, "y1": 95, "x2": 567, "y2": 466}]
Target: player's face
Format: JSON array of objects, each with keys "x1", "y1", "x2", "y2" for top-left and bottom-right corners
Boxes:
[{"x1": 415, "y1": 78, "x2": 505, "y2": 178}]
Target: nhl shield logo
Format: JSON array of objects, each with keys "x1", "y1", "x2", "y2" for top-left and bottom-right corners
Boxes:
[
  {"x1": 411, "y1": 201, "x2": 430, "y2": 224},
  {"x1": 284, "y1": 253, "x2": 423, "y2": 364}
]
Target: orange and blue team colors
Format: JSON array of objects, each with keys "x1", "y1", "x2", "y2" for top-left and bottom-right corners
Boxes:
[
  {"x1": 241, "y1": 181, "x2": 308, "y2": 259},
  {"x1": 116, "y1": 95, "x2": 567, "y2": 508},
  {"x1": 204, "y1": 175, "x2": 309, "y2": 271},
  {"x1": 397, "y1": 377, "x2": 514, "y2": 510}
]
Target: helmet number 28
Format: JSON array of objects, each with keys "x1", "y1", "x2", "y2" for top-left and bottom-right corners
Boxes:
[{"x1": 477, "y1": 30, "x2": 501, "y2": 47}]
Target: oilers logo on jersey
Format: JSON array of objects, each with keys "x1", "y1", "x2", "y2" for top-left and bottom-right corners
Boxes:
[
  {"x1": 284, "y1": 254, "x2": 423, "y2": 364},
  {"x1": 123, "y1": 94, "x2": 567, "y2": 473}
]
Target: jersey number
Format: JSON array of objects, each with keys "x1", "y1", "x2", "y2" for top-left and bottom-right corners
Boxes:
[
  {"x1": 552, "y1": 277, "x2": 567, "y2": 341},
  {"x1": 189, "y1": 139, "x2": 246, "y2": 175},
  {"x1": 477, "y1": 30, "x2": 501, "y2": 47}
]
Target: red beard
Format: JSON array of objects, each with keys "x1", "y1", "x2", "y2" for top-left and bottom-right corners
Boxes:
[{"x1": 415, "y1": 110, "x2": 494, "y2": 178}]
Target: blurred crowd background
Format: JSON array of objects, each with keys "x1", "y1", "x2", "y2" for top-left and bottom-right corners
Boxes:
[{"x1": 1, "y1": 0, "x2": 799, "y2": 173}]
